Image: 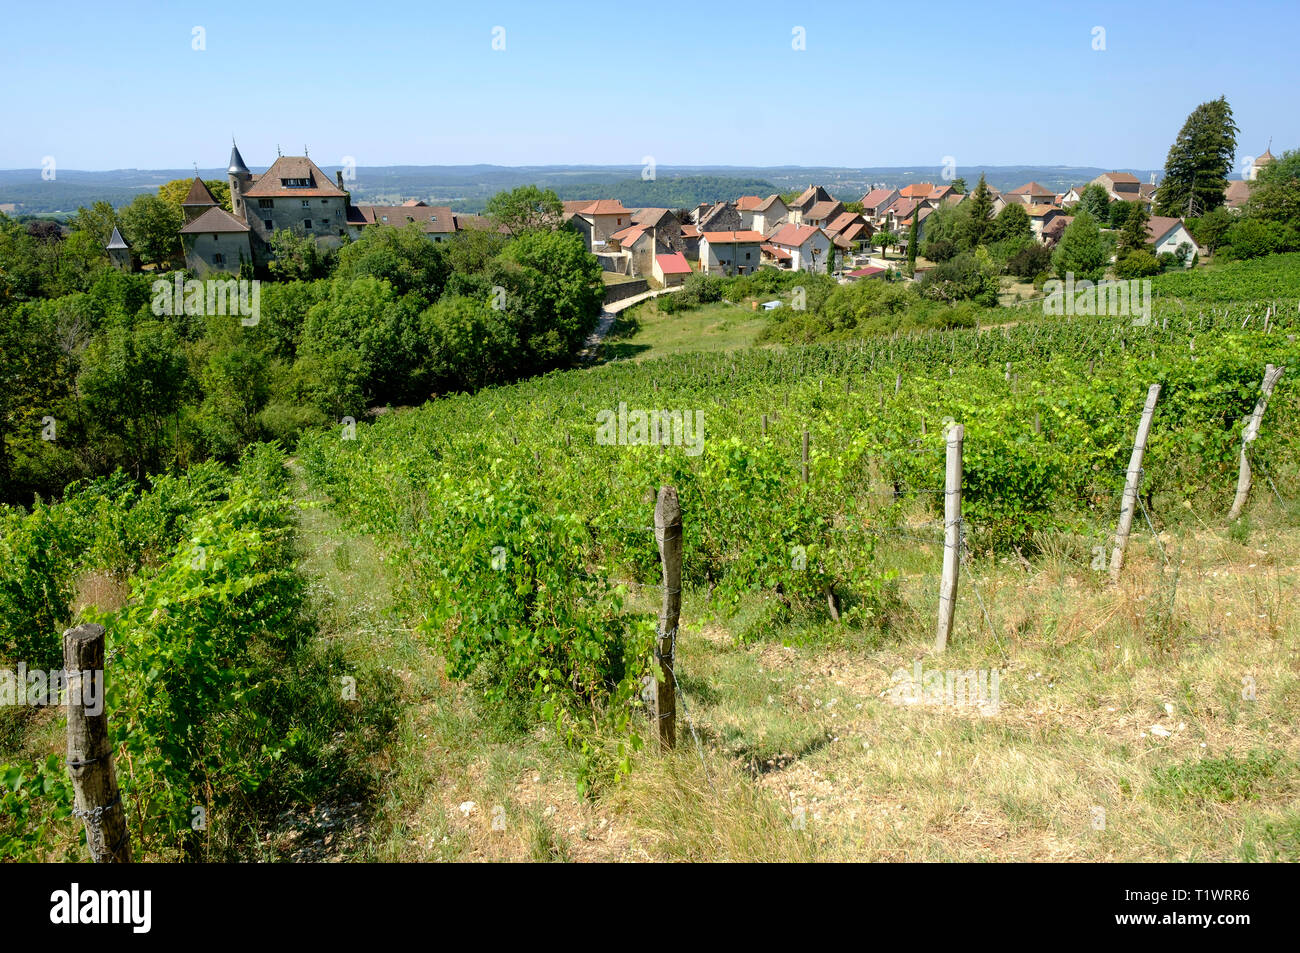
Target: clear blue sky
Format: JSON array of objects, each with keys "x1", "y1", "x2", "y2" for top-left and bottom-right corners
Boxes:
[{"x1": 2, "y1": 0, "x2": 1295, "y2": 172}]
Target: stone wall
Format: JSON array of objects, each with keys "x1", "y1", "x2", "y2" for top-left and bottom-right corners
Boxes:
[{"x1": 602, "y1": 278, "x2": 649, "y2": 305}]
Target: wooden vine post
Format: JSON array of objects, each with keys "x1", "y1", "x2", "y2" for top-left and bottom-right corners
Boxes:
[
  {"x1": 801, "y1": 429, "x2": 810, "y2": 484},
  {"x1": 1109, "y1": 383, "x2": 1161, "y2": 583},
  {"x1": 64, "y1": 623, "x2": 131, "y2": 863},
  {"x1": 652, "y1": 486, "x2": 681, "y2": 750},
  {"x1": 1228, "y1": 364, "x2": 1285, "y2": 521},
  {"x1": 933, "y1": 423, "x2": 964, "y2": 652}
]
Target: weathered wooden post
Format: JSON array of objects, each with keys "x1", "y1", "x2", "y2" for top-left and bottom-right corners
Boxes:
[
  {"x1": 1109, "y1": 384, "x2": 1161, "y2": 583},
  {"x1": 652, "y1": 487, "x2": 681, "y2": 750},
  {"x1": 934, "y1": 424, "x2": 964, "y2": 652},
  {"x1": 801, "y1": 428, "x2": 810, "y2": 484},
  {"x1": 1228, "y1": 365, "x2": 1285, "y2": 521},
  {"x1": 64, "y1": 623, "x2": 131, "y2": 863},
  {"x1": 761, "y1": 413, "x2": 768, "y2": 436}
]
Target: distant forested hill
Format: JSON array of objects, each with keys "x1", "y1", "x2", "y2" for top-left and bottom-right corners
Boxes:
[
  {"x1": 557, "y1": 176, "x2": 778, "y2": 209},
  {"x1": 0, "y1": 164, "x2": 1162, "y2": 217}
]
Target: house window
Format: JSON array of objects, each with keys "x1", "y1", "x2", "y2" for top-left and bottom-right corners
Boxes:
[
  {"x1": 281, "y1": 177, "x2": 312, "y2": 188},
  {"x1": 338, "y1": 229, "x2": 345, "y2": 237},
  {"x1": 321, "y1": 199, "x2": 329, "y2": 205},
  {"x1": 259, "y1": 199, "x2": 274, "y2": 209},
  {"x1": 213, "y1": 253, "x2": 225, "y2": 265},
  {"x1": 745, "y1": 252, "x2": 751, "y2": 260},
  {"x1": 304, "y1": 220, "x2": 313, "y2": 230},
  {"x1": 264, "y1": 219, "x2": 273, "y2": 230},
  {"x1": 302, "y1": 200, "x2": 311, "y2": 208}
]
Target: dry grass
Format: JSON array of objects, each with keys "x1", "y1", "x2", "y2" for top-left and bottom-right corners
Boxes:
[
  {"x1": 297, "y1": 481, "x2": 1299, "y2": 862},
  {"x1": 585, "y1": 496, "x2": 1300, "y2": 862}
]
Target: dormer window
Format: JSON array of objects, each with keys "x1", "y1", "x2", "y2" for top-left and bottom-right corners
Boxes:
[{"x1": 282, "y1": 177, "x2": 312, "y2": 188}]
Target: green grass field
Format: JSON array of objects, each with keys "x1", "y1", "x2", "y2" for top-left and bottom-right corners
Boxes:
[{"x1": 601, "y1": 298, "x2": 770, "y2": 362}]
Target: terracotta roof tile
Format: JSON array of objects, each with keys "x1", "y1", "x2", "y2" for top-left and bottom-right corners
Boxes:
[
  {"x1": 700, "y1": 230, "x2": 764, "y2": 243},
  {"x1": 241, "y1": 156, "x2": 346, "y2": 198},
  {"x1": 355, "y1": 204, "x2": 457, "y2": 233},
  {"x1": 768, "y1": 223, "x2": 825, "y2": 247}
]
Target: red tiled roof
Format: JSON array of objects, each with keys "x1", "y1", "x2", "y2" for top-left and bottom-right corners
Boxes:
[
  {"x1": 761, "y1": 243, "x2": 793, "y2": 261},
  {"x1": 1101, "y1": 172, "x2": 1140, "y2": 185},
  {"x1": 580, "y1": 199, "x2": 632, "y2": 216},
  {"x1": 355, "y1": 204, "x2": 457, "y2": 233},
  {"x1": 767, "y1": 223, "x2": 824, "y2": 247},
  {"x1": 861, "y1": 188, "x2": 896, "y2": 208},
  {"x1": 655, "y1": 251, "x2": 692, "y2": 274},
  {"x1": 681, "y1": 224, "x2": 700, "y2": 238},
  {"x1": 887, "y1": 197, "x2": 920, "y2": 218},
  {"x1": 827, "y1": 211, "x2": 860, "y2": 233},
  {"x1": 1008, "y1": 181, "x2": 1055, "y2": 196},
  {"x1": 839, "y1": 222, "x2": 870, "y2": 243},
  {"x1": 736, "y1": 195, "x2": 764, "y2": 210},
  {"x1": 847, "y1": 266, "x2": 885, "y2": 278},
  {"x1": 179, "y1": 206, "x2": 250, "y2": 234},
  {"x1": 900, "y1": 182, "x2": 936, "y2": 198},
  {"x1": 611, "y1": 224, "x2": 651, "y2": 246},
  {"x1": 756, "y1": 194, "x2": 785, "y2": 212},
  {"x1": 900, "y1": 205, "x2": 935, "y2": 226},
  {"x1": 700, "y1": 230, "x2": 764, "y2": 243},
  {"x1": 240, "y1": 156, "x2": 346, "y2": 198}
]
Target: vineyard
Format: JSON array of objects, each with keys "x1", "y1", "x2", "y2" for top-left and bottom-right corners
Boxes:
[
  {"x1": 3, "y1": 266, "x2": 1299, "y2": 861},
  {"x1": 291, "y1": 293, "x2": 1299, "y2": 857}
]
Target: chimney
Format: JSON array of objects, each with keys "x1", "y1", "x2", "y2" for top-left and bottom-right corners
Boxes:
[{"x1": 336, "y1": 170, "x2": 345, "y2": 191}]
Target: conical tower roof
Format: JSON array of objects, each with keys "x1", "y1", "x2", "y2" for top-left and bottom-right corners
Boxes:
[
  {"x1": 182, "y1": 176, "x2": 219, "y2": 207},
  {"x1": 228, "y1": 141, "x2": 250, "y2": 175},
  {"x1": 107, "y1": 226, "x2": 129, "y2": 250}
]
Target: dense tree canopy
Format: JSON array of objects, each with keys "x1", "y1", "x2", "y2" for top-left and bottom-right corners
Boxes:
[{"x1": 1155, "y1": 96, "x2": 1238, "y2": 217}]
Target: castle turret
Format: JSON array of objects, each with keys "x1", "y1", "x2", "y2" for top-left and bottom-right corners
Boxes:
[
  {"x1": 106, "y1": 226, "x2": 131, "y2": 270},
  {"x1": 228, "y1": 140, "x2": 252, "y2": 220},
  {"x1": 181, "y1": 176, "x2": 219, "y2": 223}
]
